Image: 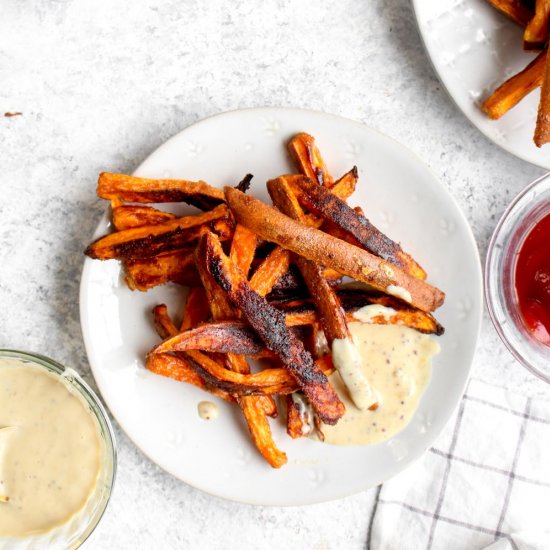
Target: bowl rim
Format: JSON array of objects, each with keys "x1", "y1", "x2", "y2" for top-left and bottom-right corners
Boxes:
[
  {"x1": 0, "y1": 348, "x2": 117, "y2": 548},
  {"x1": 485, "y1": 173, "x2": 550, "y2": 383}
]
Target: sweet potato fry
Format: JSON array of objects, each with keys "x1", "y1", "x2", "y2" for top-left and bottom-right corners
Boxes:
[
  {"x1": 330, "y1": 166, "x2": 358, "y2": 201},
  {"x1": 229, "y1": 224, "x2": 258, "y2": 278},
  {"x1": 225, "y1": 188, "x2": 445, "y2": 312},
  {"x1": 524, "y1": 0, "x2": 550, "y2": 50},
  {"x1": 286, "y1": 394, "x2": 314, "y2": 439},
  {"x1": 98, "y1": 172, "x2": 225, "y2": 210},
  {"x1": 198, "y1": 230, "x2": 345, "y2": 424},
  {"x1": 123, "y1": 249, "x2": 200, "y2": 291},
  {"x1": 287, "y1": 133, "x2": 334, "y2": 187},
  {"x1": 249, "y1": 246, "x2": 292, "y2": 297},
  {"x1": 486, "y1": 0, "x2": 533, "y2": 27},
  {"x1": 152, "y1": 304, "x2": 179, "y2": 339},
  {"x1": 180, "y1": 287, "x2": 209, "y2": 331},
  {"x1": 86, "y1": 204, "x2": 233, "y2": 260},
  {"x1": 282, "y1": 175, "x2": 427, "y2": 280},
  {"x1": 112, "y1": 205, "x2": 176, "y2": 231},
  {"x1": 482, "y1": 49, "x2": 546, "y2": 119},
  {"x1": 535, "y1": 45, "x2": 550, "y2": 145}
]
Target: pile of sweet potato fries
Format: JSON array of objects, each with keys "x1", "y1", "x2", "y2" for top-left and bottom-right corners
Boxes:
[
  {"x1": 85, "y1": 133, "x2": 445, "y2": 468},
  {"x1": 483, "y1": 0, "x2": 550, "y2": 146}
]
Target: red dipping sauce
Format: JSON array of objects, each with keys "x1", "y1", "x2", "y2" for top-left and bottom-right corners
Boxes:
[{"x1": 515, "y1": 212, "x2": 550, "y2": 346}]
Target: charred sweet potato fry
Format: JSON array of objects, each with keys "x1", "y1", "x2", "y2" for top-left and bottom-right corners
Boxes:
[
  {"x1": 98, "y1": 172, "x2": 225, "y2": 210},
  {"x1": 286, "y1": 394, "x2": 313, "y2": 439},
  {"x1": 482, "y1": 49, "x2": 547, "y2": 119},
  {"x1": 330, "y1": 166, "x2": 358, "y2": 201},
  {"x1": 284, "y1": 175, "x2": 427, "y2": 280},
  {"x1": 112, "y1": 205, "x2": 176, "y2": 231},
  {"x1": 524, "y1": 0, "x2": 550, "y2": 50},
  {"x1": 535, "y1": 45, "x2": 550, "y2": 145},
  {"x1": 123, "y1": 249, "x2": 200, "y2": 291},
  {"x1": 225, "y1": 188, "x2": 445, "y2": 312},
  {"x1": 180, "y1": 287, "x2": 210, "y2": 331},
  {"x1": 249, "y1": 246, "x2": 292, "y2": 297},
  {"x1": 152, "y1": 304, "x2": 179, "y2": 339},
  {"x1": 287, "y1": 133, "x2": 334, "y2": 187},
  {"x1": 486, "y1": 0, "x2": 533, "y2": 27},
  {"x1": 86, "y1": 204, "x2": 233, "y2": 260},
  {"x1": 198, "y1": 230, "x2": 345, "y2": 425}
]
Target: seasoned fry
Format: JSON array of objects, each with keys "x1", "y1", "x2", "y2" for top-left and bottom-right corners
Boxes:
[
  {"x1": 286, "y1": 394, "x2": 314, "y2": 439},
  {"x1": 287, "y1": 132, "x2": 334, "y2": 187},
  {"x1": 225, "y1": 188, "x2": 445, "y2": 312},
  {"x1": 98, "y1": 172, "x2": 225, "y2": 210},
  {"x1": 180, "y1": 287, "x2": 209, "y2": 331},
  {"x1": 249, "y1": 246, "x2": 291, "y2": 297},
  {"x1": 524, "y1": 0, "x2": 550, "y2": 50},
  {"x1": 198, "y1": 230, "x2": 345, "y2": 424},
  {"x1": 123, "y1": 249, "x2": 200, "y2": 291},
  {"x1": 282, "y1": 175, "x2": 427, "y2": 279},
  {"x1": 86, "y1": 204, "x2": 233, "y2": 260},
  {"x1": 229, "y1": 224, "x2": 258, "y2": 278},
  {"x1": 482, "y1": 49, "x2": 547, "y2": 119},
  {"x1": 112, "y1": 205, "x2": 176, "y2": 231},
  {"x1": 330, "y1": 166, "x2": 358, "y2": 201},
  {"x1": 152, "y1": 304, "x2": 179, "y2": 339},
  {"x1": 486, "y1": 0, "x2": 533, "y2": 27},
  {"x1": 535, "y1": 44, "x2": 550, "y2": 145}
]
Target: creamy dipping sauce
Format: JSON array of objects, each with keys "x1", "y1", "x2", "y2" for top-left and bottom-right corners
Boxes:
[
  {"x1": 197, "y1": 401, "x2": 219, "y2": 421},
  {"x1": 0, "y1": 359, "x2": 101, "y2": 538},
  {"x1": 321, "y1": 322, "x2": 440, "y2": 446}
]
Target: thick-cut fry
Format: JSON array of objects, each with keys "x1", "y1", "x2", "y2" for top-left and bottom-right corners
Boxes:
[
  {"x1": 225, "y1": 188, "x2": 445, "y2": 312},
  {"x1": 123, "y1": 249, "x2": 200, "y2": 291},
  {"x1": 282, "y1": 175, "x2": 427, "y2": 280},
  {"x1": 249, "y1": 246, "x2": 292, "y2": 297},
  {"x1": 86, "y1": 204, "x2": 232, "y2": 260},
  {"x1": 535, "y1": 44, "x2": 550, "y2": 145},
  {"x1": 524, "y1": 0, "x2": 550, "y2": 50},
  {"x1": 112, "y1": 205, "x2": 176, "y2": 231},
  {"x1": 98, "y1": 172, "x2": 225, "y2": 210},
  {"x1": 198, "y1": 230, "x2": 345, "y2": 424},
  {"x1": 482, "y1": 49, "x2": 547, "y2": 119},
  {"x1": 287, "y1": 133, "x2": 335, "y2": 187},
  {"x1": 180, "y1": 287, "x2": 209, "y2": 331},
  {"x1": 486, "y1": 0, "x2": 533, "y2": 27},
  {"x1": 229, "y1": 224, "x2": 258, "y2": 278},
  {"x1": 152, "y1": 304, "x2": 179, "y2": 339}
]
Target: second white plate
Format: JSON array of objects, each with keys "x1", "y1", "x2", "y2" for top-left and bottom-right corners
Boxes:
[
  {"x1": 80, "y1": 107, "x2": 482, "y2": 505},
  {"x1": 413, "y1": 0, "x2": 549, "y2": 168}
]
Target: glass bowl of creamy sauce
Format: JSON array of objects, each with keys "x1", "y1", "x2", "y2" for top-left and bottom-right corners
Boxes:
[
  {"x1": 0, "y1": 350, "x2": 116, "y2": 549},
  {"x1": 485, "y1": 173, "x2": 550, "y2": 382}
]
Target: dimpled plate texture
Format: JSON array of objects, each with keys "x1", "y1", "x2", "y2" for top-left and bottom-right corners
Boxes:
[
  {"x1": 413, "y1": 0, "x2": 549, "y2": 168},
  {"x1": 80, "y1": 108, "x2": 482, "y2": 505}
]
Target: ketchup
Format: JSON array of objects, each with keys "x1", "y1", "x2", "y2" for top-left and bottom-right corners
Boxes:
[{"x1": 515, "y1": 212, "x2": 550, "y2": 346}]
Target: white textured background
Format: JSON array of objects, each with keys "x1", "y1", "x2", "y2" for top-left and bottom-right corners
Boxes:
[{"x1": 0, "y1": 1, "x2": 547, "y2": 548}]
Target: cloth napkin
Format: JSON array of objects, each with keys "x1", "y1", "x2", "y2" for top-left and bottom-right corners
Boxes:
[{"x1": 367, "y1": 378, "x2": 550, "y2": 550}]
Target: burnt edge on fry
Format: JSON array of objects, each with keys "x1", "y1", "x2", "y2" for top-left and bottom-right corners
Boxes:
[{"x1": 235, "y1": 174, "x2": 253, "y2": 193}]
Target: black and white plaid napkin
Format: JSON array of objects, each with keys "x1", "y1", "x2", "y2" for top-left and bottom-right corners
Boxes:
[{"x1": 366, "y1": 379, "x2": 550, "y2": 550}]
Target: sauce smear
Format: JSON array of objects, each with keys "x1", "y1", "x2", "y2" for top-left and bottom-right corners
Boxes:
[{"x1": 515, "y1": 212, "x2": 550, "y2": 346}]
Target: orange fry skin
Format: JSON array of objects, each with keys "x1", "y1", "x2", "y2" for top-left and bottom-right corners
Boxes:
[
  {"x1": 482, "y1": 49, "x2": 547, "y2": 119},
  {"x1": 112, "y1": 205, "x2": 176, "y2": 231},
  {"x1": 486, "y1": 0, "x2": 534, "y2": 27},
  {"x1": 180, "y1": 287, "x2": 210, "y2": 331},
  {"x1": 249, "y1": 247, "x2": 292, "y2": 297},
  {"x1": 535, "y1": 43, "x2": 550, "y2": 145},
  {"x1": 524, "y1": 0, "x2": 550, "y2": 50},
  {"x1": 287, "y1": 133, "x2": 335, "y2": 187}
]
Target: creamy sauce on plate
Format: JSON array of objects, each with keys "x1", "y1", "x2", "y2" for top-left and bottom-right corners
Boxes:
[
  {"x1": 322, "y1": 322, "x2": 440, "y2": 445},
  {"x1": 0, "y1": 359, "x2": 101, "y2": 537}
]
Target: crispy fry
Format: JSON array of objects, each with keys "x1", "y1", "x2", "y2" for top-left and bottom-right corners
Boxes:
[
  {"x1": 86, "y1": 204, "x2": 232, "y2": 260},
  {"x1": 123, "y1": 249, "x2": 200, "y2": 291},
  {"x1": 152, "y1": 304, "x2": 179, "y2": 339},
  {"x1": 330, "y1": 166, "x2": 358, "y2": 201},
  {"x1": 225, "y1": 188, "x2": 445, "y2": 312},
  {"x1": 112, "y1": 205, "x2": 176, "y2": 231},
  {"x1": 287, "y1": 133, "x2": 335, "y2": 187},
  {"x1": 486, "y1": 0, "x2": 533, "y2": 27},
  {"x1": 145, "y1": 352, "x2": 236, "y2": 402},
  {"x1": 482, "y1": 49, "x2": 547, "y2": 119},
  {"x1": 180, "y1": 287, "x2": 209, "y2": 331},
  {"x1": 98, "y1": 172, "x2": 225, "y2": 210},
  {"x1": 524, "y1": 0, "x2": 550, "y2": 50},
  {"x1": 535, "y1": 45, "x2": 550, "y2": 145},
  {"x1": 198, "y1": 230, "x2": 345, "y2": 424},
  {"x1": 286, "y1": 394, "x2": 313, "y2": 439},
  {"x1": 249, "y1": 246, "x2": 292, "y2": 297},
  {"x1": 229, "y1": 224, "x2": 258, "y2": 277},
  {"x1": 282, "y1": 175, "x2": 427, "y2": 280}
]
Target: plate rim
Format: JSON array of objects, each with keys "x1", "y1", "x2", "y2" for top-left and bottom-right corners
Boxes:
[
  {"x1": 410, "y1": 0, "x2": 549, "y2": 170},
  {"x1": 79, "y1": 106, "x2": 483, "y2": 505}
]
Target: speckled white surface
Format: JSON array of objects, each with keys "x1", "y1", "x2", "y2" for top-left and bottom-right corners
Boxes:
[{"x1": 0, "y1": 1, "x2": 548, "y2": 549}]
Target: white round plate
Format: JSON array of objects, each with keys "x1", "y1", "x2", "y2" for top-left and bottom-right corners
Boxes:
[
  {"x1": 80, "y1": 108, "x2": 482, "y2": 505},
  {"x1": 413, "y1": 0, "x2": 549, "y2": 168}
]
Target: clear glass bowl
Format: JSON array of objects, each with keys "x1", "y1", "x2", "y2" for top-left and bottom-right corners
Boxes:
[
  {"x1": 485, "y1": 174, "x2": 550, "y2": 382},
  {"x1": 0, "y1": 350, "x2": 116, "y2": 549}
]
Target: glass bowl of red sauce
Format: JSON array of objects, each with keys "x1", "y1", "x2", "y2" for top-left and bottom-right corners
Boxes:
[{"x1": 486, "y1": 173, "x2": 550, "y2": 382}]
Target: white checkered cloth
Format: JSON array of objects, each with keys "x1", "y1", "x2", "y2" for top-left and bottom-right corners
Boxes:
[{"x1": 367, "y1": 379, "x2": 550, "y2": 550}]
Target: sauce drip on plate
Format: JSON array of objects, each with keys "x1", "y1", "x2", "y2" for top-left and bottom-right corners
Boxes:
[{"x1": 515, "y1": 212, "x2": 550, "y2": 346}]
